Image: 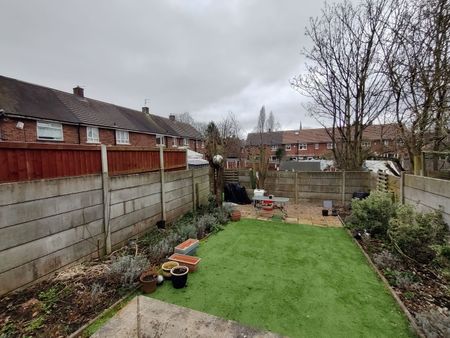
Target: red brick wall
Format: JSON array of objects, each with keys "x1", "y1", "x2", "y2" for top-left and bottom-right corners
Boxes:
[{"x1": 0, "y1": 118, "x2": 157, "y2": 147}]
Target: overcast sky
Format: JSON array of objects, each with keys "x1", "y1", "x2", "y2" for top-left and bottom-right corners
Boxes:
[{"x1": 0, "y1": 0, "x2": 327, "y2": 134}]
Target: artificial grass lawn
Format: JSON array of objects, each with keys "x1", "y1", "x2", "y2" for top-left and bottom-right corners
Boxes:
[{"x1": 150, "y1": 220, "x2": 413, "y2": 337}]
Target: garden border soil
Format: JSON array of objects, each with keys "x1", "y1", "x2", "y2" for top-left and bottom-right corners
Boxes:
[
  {"x1": 68, "y1": 287, "x2": 138, "y2": 338},
  {"x1": 338, "y1": 215, "x2": 425, "y2": 338}
]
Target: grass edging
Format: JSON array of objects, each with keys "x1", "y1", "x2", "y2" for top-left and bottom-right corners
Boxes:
[
  {"x1": 337, "y1": 215, "x2": 424, "y2": 338},
  {"x1": 68, "y1": 287, "x2": 138, "y2": 338}
]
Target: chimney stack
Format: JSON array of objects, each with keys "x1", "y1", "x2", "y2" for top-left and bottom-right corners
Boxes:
[
  {"x1": 142, "y1": 107, "x2": 149, "y2": 114},
  {"x1": 169, "y1": 114, "x2": 176, "y2": 121},
  {"x1": 73, "y1": 86, "x2": 84, "y2": 98}
]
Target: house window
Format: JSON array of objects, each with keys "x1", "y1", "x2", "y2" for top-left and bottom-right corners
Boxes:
[
  {"x1": 271, "y1": 145, "x2": 277, "y2": 151},
  {"x1": 86, "y1": 127, "x2": 99, "y2": 143},
  {"x1": 383, "y1": 139, "x2": 389, "y2": 146},
  {"x1": 327, "y1": 143, "x2": 334, "y2": 149},
  {"x1": 37, "y1": 121, "x2": 63, "y2": 141},
  {"x1": 172, "y1": 137, "x2": 177, "y2": 147},
  {"x1": 285, "y1": 144, "x2": 291, "y2": 151},
  {"x1": 183, "y1": 138, "x2": 189, "y2": 147},
  {"x1": 156, "y1": 134, "x2": 165, "y2": 146},
  {"x1": 116, "y1": 130, "x2": 129, "y2": 145},
  {"x1": 362, "y1": 141, "x2": 371, "y2": 148},
  {"x1": 201, "y1": 141, "x2": 205, "y2": 149},
  {"x1": 315, "y1": 143, "x2": 319, "y2": 150},
  {"x1": 298, "y1": 143, "x2": 307, "y2": 150}
]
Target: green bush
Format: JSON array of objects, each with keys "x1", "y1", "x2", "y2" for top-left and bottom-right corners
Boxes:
[
  {"x1": 345, "y1": 191, "x2": 397, "y2": 237},
  {"x1": 388, "y1": 205, "x2": 449, "y2": 263}
]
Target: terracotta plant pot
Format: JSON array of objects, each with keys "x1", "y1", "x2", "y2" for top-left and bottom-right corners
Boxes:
[
  {"x1": 162, "y1": 261, "x2": 179, "y2": 280},
  {"x1": 139, "y1": 271, "x2": 158, "y2": 294},
  {"x1": 168, "y1": 253, "x2": 201, "y2": 272},
  {"x1": 231, "y1": 210, "x2": 241, "y2": 222},
  {"x1": 170, "y1": 266, "x2": 189, "y2": 289}
]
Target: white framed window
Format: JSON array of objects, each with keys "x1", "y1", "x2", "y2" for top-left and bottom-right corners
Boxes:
[
  {"x1": 183, "y1": 138, "x2": 189, "y2": 147},
  {"x1": 327, "y1": 143, "x2": 334, "y2": 150},
  {"x1": 298, "y1": 143, "x2": 307, "y2": 150},
  {"x1": 37, "y1": 121, "x2": 63, "y2": 141},
  {"x1": 201, "y1": 141, "x2": 205, "y2": 149},
  {"x1": 156, "y1": 134, "x2": 165, "y2": 146},
  {"x1": 285, "y1": 144, "x2": 291, "y2": 151},
  {"x1": 86, "y1": 127, "x2": 99, "y2": 143},
  {"x1": 116, "y1": 130, "x2": 129, "y2": 145},
  {"x1": 362, "y1": 141, "x2": 371, "y2": 148},
  {"x1": 271, "y1": 145, "x2": 277, "y2": 151},
  {"x1": 383, "y1": 139, "x2": 389, "y2": 146},
  {"x1": 315, "y1": 143, "x2": 319, "y2": 150},
  {"x1": 172, "y1": 137, "x2": 177, "y2": 147}
]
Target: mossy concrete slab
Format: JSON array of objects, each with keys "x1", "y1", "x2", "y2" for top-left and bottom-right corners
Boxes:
[{"x1": 92, "y1": 296, "x2": 282, "y2": 338}]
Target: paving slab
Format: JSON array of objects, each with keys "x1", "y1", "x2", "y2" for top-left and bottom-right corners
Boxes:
[{"x1": 92, "y1": 296, "x2": 283, "y2": 338}]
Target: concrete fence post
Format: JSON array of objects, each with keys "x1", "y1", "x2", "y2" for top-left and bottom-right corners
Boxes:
[
  {"x1": 400, "y1": 171, "x2": 405, "y2": 204},
  {"x1": 160, "y1": 147, "x2": 166, "y2": 220},
  {"x1": 185, "y1": 148, "x2": 189, "y2": 170},
  {"x1": 341, "y1": 170, "x2": 346, "y2": 206},
  {"x1": 101, "y1": 144, "x2": 111, "y2": 255},
  {"x1": 295, "y1": 172, "x2": 298, "y2": 204},
  {"x1": 191, "y1": 169, "x2": 197, "y2": 212}
]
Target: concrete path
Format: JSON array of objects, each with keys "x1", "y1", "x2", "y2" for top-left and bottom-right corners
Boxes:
[{"x1": 92, "y1": 296, "x2": 283, "y2": 338}]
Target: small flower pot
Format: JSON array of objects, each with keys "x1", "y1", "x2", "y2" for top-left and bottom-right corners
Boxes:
[
  {"x1": 162, "y1": 261, "x2": 179, "y2": 280},
  {"x1": 170, "y1": 266, "x2": 189, "y2": 289},
  {"x1": 231, "y1": 210, "x2": 241, "y2": 222},
  {"x1": 139, "y1": 271, "x2": 158, "y2": 294}
]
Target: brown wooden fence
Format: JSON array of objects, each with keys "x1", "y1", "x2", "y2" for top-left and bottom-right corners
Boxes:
[{"x1": 0, "y1": 142, "x2": 187, "y2": 183}]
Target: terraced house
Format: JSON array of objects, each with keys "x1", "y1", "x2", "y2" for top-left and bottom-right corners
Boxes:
[
  {"x1": 0, "y1": 75, "x2": 204, "y2": 152},
  {"x1": 246, "y1": 124, "x2": 405, "y2": 162}
]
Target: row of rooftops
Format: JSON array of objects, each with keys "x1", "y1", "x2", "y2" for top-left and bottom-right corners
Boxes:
[
  {"x1": 0, "y1": 75, "x2": 203, "y2": 140},
  {"x1": 246, "y1": 124, "x2": 400, "y2": 146}
]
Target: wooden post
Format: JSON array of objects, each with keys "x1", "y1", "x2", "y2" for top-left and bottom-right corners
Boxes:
[
  {"x1": 160, "y1": 146, "x2": 166, "y2": 220},
  {"x1": 341, "y1": 170, "x2": 346, "y2": 206},
  {"x1": 191, "y1": 169, "x2": 197, "y2": 212},
  {"x1": 400, "y1": 171, "x2": 405, "y2": 204},
  {"x1": 185, "y1": 148, "x2": 189, "y2": 170},
  {"x1": 294, "y1": 172, "x2": 298, "y2": 204},
  {"x1": 101, "y1": 145, "x2": 111, "y2": 255}
]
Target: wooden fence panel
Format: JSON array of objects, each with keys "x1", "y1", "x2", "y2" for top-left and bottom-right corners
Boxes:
[
  {"x1": 0, "y1": 143, "x2": 188, "y2": 182},
  {"x1": 107, "y1": 147, "x2": 160, "y2": 176},
  {"x1": 0, "y1": 143, "x2": 101, "y2": 183}
]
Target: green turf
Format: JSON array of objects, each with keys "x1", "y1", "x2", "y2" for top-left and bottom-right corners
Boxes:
[{"x1": 150, "y1": 220, "x2": 413, "y2": 337}]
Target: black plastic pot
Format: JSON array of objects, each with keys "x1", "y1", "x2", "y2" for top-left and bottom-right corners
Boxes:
[
  {"x1": 170, "y1": 266, "x2": 189, "y2": 289},
  {"x1": 157, "y1": 220, "x2": 166, "y2": 229},
  {"x1": 331, "y1": 209, "x2": 338, "y2": 216},
  {"x1": 322, "y1": 209, "x2": 329, "y2": 216}
]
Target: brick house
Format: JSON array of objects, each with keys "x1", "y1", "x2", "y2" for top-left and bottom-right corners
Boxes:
[
  {"x1": 0, "y1": 75, "x2": 203, "y2": 149},
  {"x1": 246, "y1": 124, "x2": 404, "y2": 162}
]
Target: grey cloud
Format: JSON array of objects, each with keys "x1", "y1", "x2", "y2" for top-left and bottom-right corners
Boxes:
[{"x1": 0, "y1": 0, "x2": 326, "y2": 134}]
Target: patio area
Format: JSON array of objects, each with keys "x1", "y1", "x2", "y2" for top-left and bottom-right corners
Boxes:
[{"x1": 237, "y1": 202, "x2": 343, "y2": 227}]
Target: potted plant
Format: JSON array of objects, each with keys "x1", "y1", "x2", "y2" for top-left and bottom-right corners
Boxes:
[
  {"x1": 170, "y1": 266, "x2": 189, "y2": 289},
  {"x1": 161, "y1": 261, "x2": 179, "y2": 280},
  {"x1": 231, "y1": 209, "x2": 241, "y2": 221},
  {"x1": 139, "y1": 269, "x2": 158, "y2": 294}
]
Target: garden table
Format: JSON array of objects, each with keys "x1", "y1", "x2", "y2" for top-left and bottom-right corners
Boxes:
[{"x1": 252, "y1": 195, "x2": 290, "y2": 218}]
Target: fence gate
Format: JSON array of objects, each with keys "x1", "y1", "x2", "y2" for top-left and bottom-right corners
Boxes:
[{"x1": 224, "y1": 169, "x2": 239, "y2": 184}]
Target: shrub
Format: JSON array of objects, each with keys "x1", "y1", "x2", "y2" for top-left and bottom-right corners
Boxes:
[
  {"x1": 372, "y1": 250, "x2": 401, "y2": 270},
  {"x1": 109, "y1": 255, "x2": 149, "y2": 286},
  {"x1": 388, "y1": 205, "x2": 448, "y2": 263},
  {"x1": 384, "y1": 269, "x2": 419, "y2": 290},
  {"x1": 214, "y1": 207, "x2": 230, "y2": 225},
  {"x1": 345, "y1": 191, "x2": 397, "y2": 237},
  {"x1": 196, "y1": 214, "x2": 219, "y2": 233}
]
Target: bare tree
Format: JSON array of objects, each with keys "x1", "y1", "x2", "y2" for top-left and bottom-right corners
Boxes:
[
  {"x1": 292, "y1": 0, "x2": 392, "y2": 170},
  {"x1": 175, "y1": 112, "x2": 208, "y2": 136},
  {"x1": 382, "y1": 0, "x2": 450, "y2": 173}
]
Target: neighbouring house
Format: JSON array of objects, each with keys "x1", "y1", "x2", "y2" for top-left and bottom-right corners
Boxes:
[
  {"x1": 0, "y1": 75, "x2": 204, "y2": 149},
  {"x1": 246, "y1": 124, "x2": 406, "y2": 163}
]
